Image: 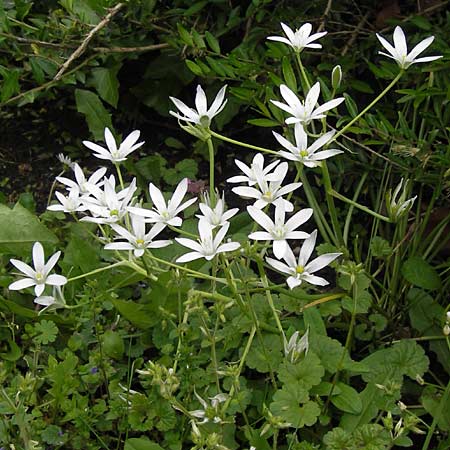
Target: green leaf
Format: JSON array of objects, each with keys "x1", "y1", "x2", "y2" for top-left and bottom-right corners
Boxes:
[
  {"x1": 282, "y1": 57, "x2": 297, "y2": 92},
  {"x1": 1, "y1": 69, "x2": 20, "y2": 102},
  {"x1": 34, "y1": 320, "x2": 59, "y2": 345},
  {"x1": 245, "y1": 333, "x2": 283, "y2": 373},
  {"x1": 0, "y1": 203, "x2": 58, "y2": 256},
  {"x1": 63, "y1": 234, "x2": 99, "y2": 272},
  {"x1": 247, "y1": 118, "x2": 279, "y2": 127},
  {"x1": 330, "y1": 382, "x2": 362, "y2": 414},
  {"x1": 402, "y1": 256, "x2": 441, "y2": 290},
  {"x1": 184, "y1": 1, "x2": 208, "y2": 16},
  {"x1": 370, "y1": 236, "x2": 392, "y2": 258},
  {"x1": 112, "y1": 298, "x2": 160, "y2": 329},
  {"x1": 344, "y1": 93, "x2": 358, "y2": 118},
  {"x1": 74, "y1": 89, "x2": 112, "y2": 140},
  {"x1": 421, "y1": 386, "x2": 450, "y2": 431},
  {"x1": 277, "y1": 351, "x2": 324, "y2": 390},
  {"x1": 124, "y1": 438, "x2": 164, "y2": 450},
  {"x1": 177, "y1": 23, "x2": 193, "y2": 46},
  {"x1": 185, "y1": 59, "x2": 203, "y2": 76},
  {"x1": 205, "y1": 31, "x2": 220, "y2": 53},
  {"x1": 270, "y1": 384, "x2": 320, "y2": 428},
  {"x1": 102, "y1": 330, "x2": 124, "y2": 360},
  {"x1": 90, "y1": 67, "x2": 120, "y2": 108},
  {"x1": 0, "y1": 339, "x2": 21, "y2": 361}
]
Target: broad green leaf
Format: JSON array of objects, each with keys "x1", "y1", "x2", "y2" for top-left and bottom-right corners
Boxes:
[
  {"x1": 1, "y1": 69, "x2": 20, "y2": 102},
  {"x1": 421, "y1": 386, "x2": 450, "y2": 431},
  {"x1": 124, "y1": 438, "x2": 164, "y2": 450},
  {"x1": 90, "y1": 67, "x2": 120, "y2": 108},
  {"x1": 270, "y1": 384, "x2": 320, "y2": 428},
  {"x1": 63, "y1": 234, "x2": 99, "y2": 273},
  {"x1": 370, "y1": 236, "x2": 392, "y2": 258},
  {"x1": 112, "y1": 298, "x2": 160, "y2": 329},
  {"x1": 277, "y1": 351, "x2": 324, "y2": 390},
  {"x1": 401, "y1": 256, "x2": 441, "y2": 290},
  {"x1": 245, "y1": 333, "x2": 283, "y2": 373},
  {"x1": 75, "y1": 89, "x2": 112, "y2": 140},
  {"x1": 0, "y1": 203, "x2": 58, "y2": 256},
  {"x1": 330, "y1": 382, "x2": 362, "y2": 414},
  {"x1": 0, "y1": 339, "x2": 21, "y2": 361}
]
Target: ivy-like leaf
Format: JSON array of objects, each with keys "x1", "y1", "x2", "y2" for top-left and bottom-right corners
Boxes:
[
  {"x1": 245, "y1": 333, "x2": 283, "y2": 373},
  {"x1": 277, "y1": 351, "x2": 324, "y2": 390},
  {"x1": 402, "y1": 256, "x2": 441, "y2": 290}
]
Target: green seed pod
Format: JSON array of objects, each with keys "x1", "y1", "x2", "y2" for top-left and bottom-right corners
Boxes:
[{"x1": 331, "y1": 65, "x2": 342, "y2": 90}]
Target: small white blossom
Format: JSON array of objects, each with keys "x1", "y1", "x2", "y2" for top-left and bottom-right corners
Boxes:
[
  {"x1": 271, "y1": 83, "x2": 344, "y2": 126},
  {"x1": 176, "y1": 221, "x2": 240, "y2": 263},
  {"x1": 128, "y1": 178, "x2": 197, "y2": 227},
  {"x1": 376, "y1": 26, "x2": 442, "y2": 69},
  {"x1": 9, "y1": 242, "x2": 67, "y2": 297},
  {"x1": 267, "y1": 22, "x2": 327, "y2": 53},
  {"x1": 190, "y1": 390, "x2": 227, "y2": 424},
  {"x1": 247, "y1": 203, "x2": 312, "y2": 259},
  {"x1": 227, "y1": 153, "x2": 280, "y2": 186},
  {"x1": 105, "y1": 214, "x2": 171, "y2": 257},
  {"x1": 56, "y1": 163, "x2": 107, "y2": 196},
  {"x1": 284, "y1": 329, "x2": 309, "y2": 363},
  {"x1": 196, "y1": 192, "x2": 239, "y2": 228},
  {"x1": 47, "y1": 187, "x2": 88, "y2": 213},
  {"x1": 232, "y1": 161, "x2": 302, "y2": 212},
  {"x1": 57, "y1": 153, "x2": 74, "y2": 168},
  {"x1": 385, "y1": 178, "x2": 417, "y2": 222},
  {"x1": 169, "y1": 85, "x2": 227, "y2": 128},
  {"x1": 83, "y1": 127, "x2": 144, "y2": 163},
  {"x1": 273, "y1": 124, "x2": 343, "y2": 167},
  {"x1": 266, "y1": 230, "x2": 341, "y2": 289}
]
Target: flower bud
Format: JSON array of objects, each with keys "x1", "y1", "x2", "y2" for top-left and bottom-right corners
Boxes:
[
  {"x1": 331, "y1": 65, "x2": 342, "y2": 90},
  {"x1": 386, "y1": 178, "x2": 417, "y2": 222}
]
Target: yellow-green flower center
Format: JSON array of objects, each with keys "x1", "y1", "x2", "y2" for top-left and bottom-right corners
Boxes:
[
  {"x1": 299, "y1": 150, "x2": 309, "y2": 158},
  {"x1": 136, "y1": 239, "x2": 145, "y2": 246},
  {"x1": 35, "y1": 272, "x2": 44, "y2": 282},
  {"x1": 295, "y1": 265, "x2": 305, "y2": 274},
  {"x1": 110, "y1": 209, "x2": 119, "y2": 217},
  {"x1": 262, "y1": 190, "x2": 273, "y2": 202}
]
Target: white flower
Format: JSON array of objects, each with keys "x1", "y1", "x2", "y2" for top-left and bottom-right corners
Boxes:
[
  {"x1": 105, "y1": 215, "x2": 171, "y2": 257},
  {"x1": 9, "y1": 242, "x2": 67, "y2": 297},
  {"x1": 385, "y1": 178, "x2": 417, "y2": 222},
  {"x1": 196, "y1": 192, "x2": 239, "y2": 228},
  {"x1": 190, "y1": 391, "x2": 227, "y2": 424},
  {"x1": 227, "y1": 153, "x2": 280, "y2": 186},
  {"x1": 169, "y1": 85, "x2": 227, "y2": 128},
  {"x1": 266, "y1": 230, "x2": 341, "y2": 289},
  {"x1": 273, "y1": 124, "x2": 343, "y2": 167},
  {"x1": 267, "y1": 22, "x2": 327, "y2": 53},
  {"x1": 81, "y1": 176, "x2": 137, "y2": 224},
  {"x1": 284, "y1": 329, "x2": 309, "y2": 363},
  {"x1": 57, "y1": 153, "x2": 74, "y2": 168},
  {"x1": 83, "y1": 127, "x2": 145, "y2": 163},
  {"x1": 376, "y1": 26, "x2": 442, "y2": 70},
  {"x1": 56, "y1": 163, "x2": 107, "y2": 195},
  {"x1": 176, "y1": 221, "x2": 240, "y2": 262},
  {"x1": 232, "y1": 161, "x2": 301, "y2": 212},
  {"x1": 247, "y1": 203, "x2": 312, "y2": 259},
  {"x1": 47, "y1": 187, "x2": 88, "y2": 213},
  {"x1": 34, "y1": 286, "x2": 67, "y2": 311},
  {"x1": 271, "y1": 83, "x2": 344, "y2": 126},
  {"x1": 128, "y1": 178, "x2": 197, "y2": 227}
]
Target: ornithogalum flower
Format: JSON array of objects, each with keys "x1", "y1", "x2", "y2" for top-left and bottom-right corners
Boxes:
[
  {"x1": 189, "y1": 391, "x2": 227, "y2": 425},
  {"x1": 271, "y1": 83, "x2": 344, "y2": 126},
  {"x1": 376, "y1": 26, "x2": 442, "y2": 70},
  {"x1": 169, "y1": 85, "x2": 227, "y2": 129},
  {"x1": 128, "y1": 178, "x2": 197, "y2": 227},
  {"x1": 47, "y1": 187, "x2": 88, "y2": 213},
  {"x1": 385, "y1": 178, "x2": 417, "y2": 222},
  {"x1": 232, "y1": 161, "x2": 301, "y2": 212},
  {"x1": 83, "y1": 128, "x2": 144, "y2": 163},
  {"x1": 273, "y1": 124, "x2": 343, "y2": 167},
  {"x1": 196, "y1": 192, "x2": 239, "y2": 228},
  {"x1": 284, "y1": 329, "x2": 309, "y2": 363},
  {"x1": 9, "y1": 242, "x2": 67, "y2": 297},
  {"x1": 227, "y1": 153, "x2": 280, "y2": 186},
  {"x1": 176, "y1": 221, "x2": 240, "y2": 262},
  {"x1": 266, "y1": 230, "x2": 341, "y2": 289},
  {"x1": 247, "y1": 203, "x2": 312, "y2": 259},
  {"x1": 267, "y1": 22, "x2": 327, "y2": 53},
  {"x1": 105, "y1": 214, "x2": 171, "y2": 257},
  {"x1": 56, "y1": 163, "x2": 107, "y2": 195}
]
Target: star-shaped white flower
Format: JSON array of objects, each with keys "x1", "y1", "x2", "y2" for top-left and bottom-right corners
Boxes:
[
  {"x1": 176, "y1": 221, "x2": 240, "y2": 262},
  {"x1": 284, "y1": 329, "x2": 309, "y2": 363},
  {"x1": 9, "y1": 242, "x2": 67, "y2": 297},
  {"x1": 196, "y1": 192, "x2": 239, "y2": 228},
  {"x1": 81, "y1": 176, "x2": 137, "y2": 224},
  {"x1": 273, "y1": 124, "x2": 343, "y2": 167},
  {"x1": 271, "y1": 83, "x2": 344, "y2": 125},
  {"x1": 266, "y1": 230, "x2": 341, "y2": 289},
  {"x1": 189, "y1": 391, "x2": 227, "y2": 424},
  {"x1": 232, "y1": 161, "x2": 301, "y2": 212},
  {"x1": 83, "y1": 128, "x2": 145, "y2": 163},
  {"x1": 56, "y1": 163, "x2": 107, "y2": 196},
  {"x1": 376, "y1": 26, "x2": 442, "y2": 70},
  {"x1": 247, "y1": 203, "x2": 312, "y2": 259},
  {"x1": 128, "y1": 178, "x2": 197, "y2": 227},
  {"x1": 227, "y1": 153, "x2": 280, "y2": 186},
  {"x1": 105, "y1": 214, "x2": 171, "y2": 257},
  {"x1": 267, "y1": 22, "x2": 327, "y2": 53},
  {"x1": 169, "y1": 85, "x2": 227, "y2": 128},
  {"x1": 47, "y1": 187, "x2": 88, "y2": 213}
]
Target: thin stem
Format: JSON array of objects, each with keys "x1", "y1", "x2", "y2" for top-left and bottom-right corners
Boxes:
[
  {"x1": 115, "y1": 163, "x2": 125, "y2": 189},
  {"x1": 207, "y1": 138, "x2": 216, "y2": 204},
  {"x1": 210, "y1": 130, "x2": 278, "y2": 155},
  {"x1": 332, "y1": 71, "x2": 404, "y2": 142},
  {"x1": 295, "y1": 53, "x2": 311, "y2": 91},
  {"x1": 330, "y1": 189, "x2": 391, "y2": 222},
  {"x1": 67, "y1": 261, "x2": 129, "y2": 282},
  {"x1": 343, "y1": 173, "x2": 368, "y2": 245}
]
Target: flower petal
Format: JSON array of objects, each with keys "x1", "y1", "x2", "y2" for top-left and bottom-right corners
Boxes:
[
  {"x1": 9, "y1": 278, "x2": 36, "y2": 291},
  {"x1": 32, "y1": 242, "x2": 45, "y2": 272}
]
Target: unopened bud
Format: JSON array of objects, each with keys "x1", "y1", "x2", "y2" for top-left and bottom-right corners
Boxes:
[
  {"x1": 443, "y1": 324, "x2": 450, "y2": 336},
  {"x1": 331, "y1": 65, "x2": 342, "y2": 90}
]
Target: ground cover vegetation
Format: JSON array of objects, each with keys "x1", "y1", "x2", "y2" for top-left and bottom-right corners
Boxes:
[{"x1": 0, "y1": 1, "x2": 449, "y2": 449}]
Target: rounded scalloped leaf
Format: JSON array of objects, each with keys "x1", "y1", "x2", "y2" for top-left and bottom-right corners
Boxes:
[{"x1": 401, "y1": 256, "x2": 441, "y2": 290}]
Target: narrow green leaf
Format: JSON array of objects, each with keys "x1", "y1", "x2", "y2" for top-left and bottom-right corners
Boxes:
[
  {"x1": 185, "y1": 59, "x2": 203, "y2": 76},
  {"x1": 205, "y1": 31, "x2": 220, "y2": 53},
  {"x1": 177, "y1": 23, "x2": 193, "y2": 46},
  {"x1": 282, "y1": 57, "x2": 297, "y2": 92},
  {"x1": 247, "y1": 118, "x2": 279, "y2": 127}
]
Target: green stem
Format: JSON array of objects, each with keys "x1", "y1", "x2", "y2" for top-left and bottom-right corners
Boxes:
[
  {"x1": 210, "y1": 130, "x2": 278, "y2": 155},
  {"x1": 330, "y1": 189, "x2": 391, "y2": 222},
  {"x1": 321, "y1": 162, "x2": 344, "y2": 246},
  {"x1": 206, "y1": 137, "x2": 216, "y2": 204},
  {"x1": 115, "y1": 163, "x2": 125, "y2": 189},
  {"x1": 67, "y1": 261, "x2": 129, "y2": 282},
  {"x1": 343, "y1": 173, "x2": 368, "y2": 246},
  {"x1": 168, "y1": 224, "x2": 198, "y2": 239},
  {"x1": 295, "y1": 53, "x2": 311, "y2": 91},
  {"x1": 332, "y1": 70, "x2": 404, "y2": 142}
]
